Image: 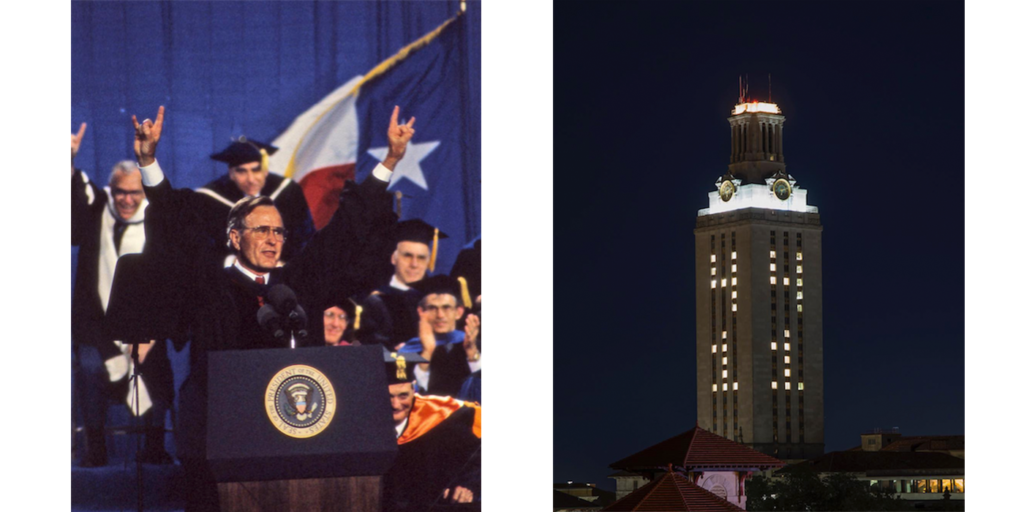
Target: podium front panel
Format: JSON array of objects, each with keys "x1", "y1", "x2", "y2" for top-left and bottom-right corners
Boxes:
[{"x1": 207, "y1": 345, "x2": 397, "y2": 482}]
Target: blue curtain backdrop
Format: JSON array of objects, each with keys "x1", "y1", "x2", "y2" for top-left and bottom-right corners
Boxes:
[{"x1": 71, "y1": 0, "x2": 481, "y2": 276}]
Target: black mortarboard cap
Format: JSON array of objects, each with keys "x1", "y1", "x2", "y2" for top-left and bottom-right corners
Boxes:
[
  {"x1": 410, "y1": 274, "x2": 470, "y2": 307},
  {"x1": 395, "y1": 219, "x2": 449, "y2": 272},
  {"x1": 210, "y1": 136, "x2": 279, "y2": 168},
  {"x1": 382, "y1": 347, "x2": 428, "y2": 385}
]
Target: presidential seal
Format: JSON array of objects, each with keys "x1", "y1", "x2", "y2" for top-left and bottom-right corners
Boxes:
[{"x1": 265, "y1": 364, "x2": 337, "y2": 438}]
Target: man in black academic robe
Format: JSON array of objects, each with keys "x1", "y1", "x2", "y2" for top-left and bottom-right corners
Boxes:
[
  {"x1": 194, "y1": 137, "x2": 316, "y2": 268},
  {"x1": 70, "y1": 124, "x2": 172, "y2": 466},
  {"x1": 121, "y1": 105, "x2": 415, "y2": 511},
  {"x1": 369, "y1": 219, "x2": 449, "y2": 349},
  {"x1": 381, "y1": 351, "x2": 481, "y2": 512}
]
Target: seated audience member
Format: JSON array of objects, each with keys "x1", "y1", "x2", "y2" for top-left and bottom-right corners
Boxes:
[
  {"x1": 195, "y1": 137, "x2": 315, "y2": 268},
  {"x1": 71, "y1": 124, "x2": 172, "y2": 466},
  {"x1": 322, "y1": 297, "x2": 360, "y2": 346},
  {"x1": 371, "y1": 219, "x2": 448, "y2": 349},
  {"x1": 382, "y1": 350, "x2": 480, "y2": 511},
  {"x1": 398, "y1": 275, "x2": 478, "y2": 397}
]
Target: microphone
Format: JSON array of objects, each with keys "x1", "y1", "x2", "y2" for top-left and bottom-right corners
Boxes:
[
  {"x1": 257, "y1": 305, "x2": 287, "y2": 340},
  {"x1": 289, "y1": 304, "x2": 310, "y2": 344},
  {"x1": 267, "y1": 284, "x2": 298, "y2": 316}
]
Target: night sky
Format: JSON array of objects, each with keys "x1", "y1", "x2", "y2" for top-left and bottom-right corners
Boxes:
[{"x1": 553, "y1": 1, "x2": 965, "y2": 491}]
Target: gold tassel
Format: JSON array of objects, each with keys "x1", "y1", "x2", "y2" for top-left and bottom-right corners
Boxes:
[
  {"x1": 428, "y1": 227, "x2": 439, "y2": 273},
  {"x1": 457, "y1": 276, "x2": 472, "y2": 309},
  {"x1": 260, "y1": 148, "x2": 270, "y2": 173},
  {"x1": 352, "y1": 299, "x2": 363, "y2": 331},
  {"x1": 395, "y1": 191, "x2": 403, "y2": 219},
  {"x1": 396, "y1": 354, "x2": 407, "y2": 381}
]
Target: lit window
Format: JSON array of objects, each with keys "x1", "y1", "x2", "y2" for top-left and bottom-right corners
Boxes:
[
  {"x1": 732, "y1": 291, "x2": 737, "y2": 299},
  {"x1": 731, "y1": 264, "x2": 737, "y2": 272},
  {"x1": 798, "y1": 382, "x2": 804, "y2": 391},
  {"x1": 784, "y1": 369, "x2": 791, "y2": 377},
  {"x1": 770, "y1": 263, "x2": 776, "y2": 271},
  {"x1": 797, "y1": 304, "x2": 803, "y2": 312},
  {"x1": 722, "y1": 331, "x2": 728, "y2": 339},
  {"x1": 784, "y1": 343, "x2": 790, "y2": 351},
  {"x1": 722, "y1": 356, "x2": 728, "y2": 365},
  {"x1": 731, "y1": 251, "x2": 737, "y2": 260},
  {"x1": 732, "y1": 304, "x2": 737, "y2": 312},
  {"x1": 712, "y1": 344, "x2": 717, "y2": 353},
  {"x1": 733, "y1": 382, "x2": 738, "y2": 391},
  {"x1": 772, "y1": 381, "x2": 777, "y2": 389},
  {"x1": 797, "y1": 291, "x2": 803, "y2": 300},
  {"x1": 711, "y1": 280, "x2": 717, "y2": 289},
  {"x1": 723, "y1": 344, "x2": 728, "y2": 352},
  {"x1": 797, "y1": 265, "x2": 803, "y2": 274},
  {"x1": 783, "y1": 277, "x2": 790, "y2": 286},
  {"x1": 771, "y1": 342, "x2": 777, "y2": 350},
  {"x1": 712, "y1": 383, "x2": 718, "y2": 392},
  {"x1": 797, "y1": 252, "x2": 803, "y2": 261},
  {"x1": 770, "y1": 250, "x2": 776, "y2": 258},
  {"x1": 784, "y1": 329, "x2": 790, "y2": 338},
  {"x1": 785, "y1": 382, "x2": 791, "y2": 390},
  {"x1": 770, "y1": 276, "x2": 776, "y2": 285},
  {"x1": 732, "y1": 277, "x2": 737, "y2": 285},
  {"x1": 784, "y1": 355, "x2": 790, "y2": 364},
  {"x1": 723, "y1": 370, "x2": 728, "y2": 378},
  {"x1": 797, "y1": 278, "x2": 803, "y2": 287},
  {"x1": 711, "y1": 255, "x2": 716, "y2": 263}
]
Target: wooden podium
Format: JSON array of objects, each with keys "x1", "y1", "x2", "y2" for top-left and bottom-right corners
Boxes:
[{"x1": 207, "y1": 346, "x2": 397, "y2": 512}]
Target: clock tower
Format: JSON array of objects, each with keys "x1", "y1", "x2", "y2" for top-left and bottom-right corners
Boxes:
[{"x1": 694, "y1": 96, "x2": 825, "y2": 460}]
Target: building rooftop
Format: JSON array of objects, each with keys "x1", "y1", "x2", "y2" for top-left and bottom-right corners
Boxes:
[
  {"x1": 602, "y1": 472, "x2": 745, "y2": 511},
  {"x1": 555, "y1": 490, "x2": 603, "y2": 510},
  {"x1": 609, "y1": 425, "x2": 785, "y2": 472},
  {"x1": 779, "y1": 451, "x2": 965, "y2": 475},
  {"x1": 732, "y1": 101, "x2": 781, "y2": 115}
]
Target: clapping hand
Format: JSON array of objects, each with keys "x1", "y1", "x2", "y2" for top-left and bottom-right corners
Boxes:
[{"x1": 464, "y1": 314, "x2": 480, "y2": 361}]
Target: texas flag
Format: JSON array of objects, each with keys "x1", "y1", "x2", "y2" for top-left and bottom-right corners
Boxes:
[{"x1": 269, "y1": 14, "x2": 477, "y2": 274}]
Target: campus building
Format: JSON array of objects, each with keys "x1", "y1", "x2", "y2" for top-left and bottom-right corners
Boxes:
[{"x1": 694, "y1": 97, "x2": 824, "y2": 460}]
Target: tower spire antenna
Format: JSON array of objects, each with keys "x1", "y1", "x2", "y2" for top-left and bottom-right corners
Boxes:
[
  {"x1": 738, "y1": 75, "x2": 743, "y2": 104},
  {"x1": 769, "y1": 73, "x2": 772, "y2": 102}
]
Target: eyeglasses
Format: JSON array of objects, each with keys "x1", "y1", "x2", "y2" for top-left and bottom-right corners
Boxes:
[
  {"x1": 243, "y1": 225, "x2": 287, "y2": 241},
  {"x1": 323, "y1": 311, "x2": 348, "y2": 321},
  {"x1": 423, "y1": 304, "x2": 457, "y2": 314}
]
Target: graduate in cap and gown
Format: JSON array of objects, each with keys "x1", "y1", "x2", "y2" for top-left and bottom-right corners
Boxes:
[
  {"x1": 381, "y1": 350, "x2": 481, "y2": 511},
  {"x1": 397, "y1": 274, "x2": 477, "y2": 398},
  {"x1": 368, "y1": 219, "x2": 448, "y2": 349},
  {"x1": 195, "y1": 137, "x2": 315, "y2": 268}
]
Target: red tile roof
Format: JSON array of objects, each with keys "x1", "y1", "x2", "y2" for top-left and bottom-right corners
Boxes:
[
  {"x1": 602, "y1": 472, "x2": 745, "y2": 511},
  {"x1": 610, "y1": 425, "x2": 785, "y2": 471}
]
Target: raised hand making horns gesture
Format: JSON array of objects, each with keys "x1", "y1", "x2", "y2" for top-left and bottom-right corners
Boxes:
[
  {"x1": 132, "y1": 106, "x2": 165, "y2": 167},
  {"x1": 383, "y1": 105, "x2": 416, "y2": 170}
]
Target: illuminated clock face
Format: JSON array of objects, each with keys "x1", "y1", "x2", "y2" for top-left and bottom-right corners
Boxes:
[
  {"x1": 719, "y1": 181, "x2": 735, "y2": 202},
  {"x1": 773, "y1": 179, "x2": 791, "y2": 200}
]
